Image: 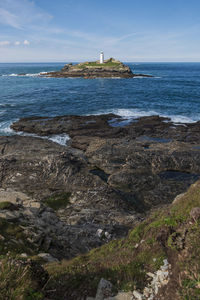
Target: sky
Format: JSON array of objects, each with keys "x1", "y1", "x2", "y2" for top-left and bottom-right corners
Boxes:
[{"x1": 1, "y1": 0, "x2": 200, "y2": 62}]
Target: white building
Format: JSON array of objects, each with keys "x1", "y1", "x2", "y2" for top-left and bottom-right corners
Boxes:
[{"x1": 100, "y1": 51, "x2": 104, "y2": 64}]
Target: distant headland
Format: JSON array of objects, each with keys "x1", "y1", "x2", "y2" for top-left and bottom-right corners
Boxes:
[{"x1": 42, "y1": 52, "x2": 153, "y2": 79}]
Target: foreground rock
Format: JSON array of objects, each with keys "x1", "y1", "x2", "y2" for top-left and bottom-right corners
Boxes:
[
  {"x1": 41, "y1": 58, "x2": 153, "y2": 79},
  {"x1": 1, "y1": 114, "x2": 200, "y2": 299},
  {"x1": 0, "y1": 114, "x2": 197, "y2": 261}
]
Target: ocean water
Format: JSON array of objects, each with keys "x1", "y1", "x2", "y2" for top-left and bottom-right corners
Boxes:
[{"x1": 0, "y1": 62, "x2": 200, "y2": 142}]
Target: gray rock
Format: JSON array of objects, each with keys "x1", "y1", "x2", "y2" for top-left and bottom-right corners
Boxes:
[
  {"x1": 132, "y1": 290, "x2": 143, "y2": 300},
  {"x1": 95, "y1": 278, "x2": 113, "y2": 300},
  {"x1": 190, "y1": 207, "x2": 200, "y2": 222},
  {"x1": 38, "y1": 253, "x2": 58, "y2": 263},
  {"x1": 105, "y1": 292, "x2": 133, "y2": 299}
]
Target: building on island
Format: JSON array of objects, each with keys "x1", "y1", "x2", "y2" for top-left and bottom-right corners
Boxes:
[{"x1": 100, "y1": 51, "x2": 104, "y2": 64}]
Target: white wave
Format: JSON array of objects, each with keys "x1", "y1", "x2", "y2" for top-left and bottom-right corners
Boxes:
[
  {"x1": 0, "y1": 119, "x2": 70, "y2": 146},
  {"x1": 2, "y1": 73, "x2": 18, "y2": 77},
  {"x1": 111, "y1": 108, "x2": 159, "y2": 118},
  {"x1": 48, "y1": 134, "x2": 70, "y2": 145},
  {"x1": 17, "y1": 131, "x2": 70, "y2": 146},
  {"x1": 93, "y1": 108, "x2": 199, "y2": 124},
  {"x1": 166, "y1": 115, "x2": 199, "y2": 124},
  {"x1": 2, "y1": 71, "x2": 49, "y2": 78},
  {"x1": 0, "y1": 121, "x2": 15, "y2": 134}
]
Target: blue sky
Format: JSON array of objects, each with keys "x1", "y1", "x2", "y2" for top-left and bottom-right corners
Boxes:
[{"x1": 1, "y1": 0, "x2": 200, "y2": 62}]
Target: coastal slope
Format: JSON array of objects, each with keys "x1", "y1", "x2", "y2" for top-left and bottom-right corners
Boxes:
[{"x1": 0, "y1": 114, "x2": 200, "y2": 299}]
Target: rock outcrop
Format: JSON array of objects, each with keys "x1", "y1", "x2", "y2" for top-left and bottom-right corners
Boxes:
[
  {"x1": 1, "y1": 114, "x2": 200, "y2": 299},
  {"x1": 41, "y1": 58, "x2": 152, "y2": 78}
]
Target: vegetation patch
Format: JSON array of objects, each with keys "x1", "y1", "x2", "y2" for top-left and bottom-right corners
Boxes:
[
  {"x1": 42, "y1": 181, "x2": 200, "y2": 299},
  {"x1": 0, "y1": 218, "x2": 37, "y2": 256},
  {"x1": 0, "y1": 256, "x2": 47, "y2": 300},
  {"x1": 44, "y1": 192, "x2": 71, "y2": 210},
  {"x1": 1, "y1": 181, "x2": 200, "y2": 299},
  {"x1": 0, "y1": 201, "x2": 17, "y2": 210},
  {"x1": 74, "y1": 61, "x2": 122, "y2": 69}
]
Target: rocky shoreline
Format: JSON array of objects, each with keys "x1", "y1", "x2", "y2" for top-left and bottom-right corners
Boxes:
[{"x1": 1, "y1": 113, "x2": 200, "y2": 299}]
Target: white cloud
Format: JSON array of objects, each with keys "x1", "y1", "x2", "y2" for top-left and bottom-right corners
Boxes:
[
  {"x1": 0, "y1": 0, "x2": 53, "y2": 29},
  {"x1": 0, "y1": 8, "x2": 21, "y2": 29},
  {"x1": 14, "y1": 41, "x2": 20, "y2": 45},
  {"x1": 23, "y1": 40, "x2": 30, "y2": 45},
  {"x1": 0, "y1": 40, "x2": 10, "y2": 46}
]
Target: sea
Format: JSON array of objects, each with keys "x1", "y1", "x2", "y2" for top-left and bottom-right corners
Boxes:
[{"x1": 0, "y1": 62, "x2": 200, "y2": 144}]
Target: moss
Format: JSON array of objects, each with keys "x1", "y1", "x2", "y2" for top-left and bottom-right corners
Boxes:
[
  {"x1": 0, "y1": 218, "x2": 37, "y2": 255},
  {"x1": 0, "y1": 201, "x2": 16, "y2": 210},
  {"x1": 44, "y1": 192, "x2": 71, "y2": 210}
]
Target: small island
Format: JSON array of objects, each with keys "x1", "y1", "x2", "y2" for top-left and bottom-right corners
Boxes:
[{"x1": 43, "y1": 52, "x2": 153, "y2": 79}]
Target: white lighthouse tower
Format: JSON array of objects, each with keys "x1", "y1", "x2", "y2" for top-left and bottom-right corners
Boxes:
[{"x1": 100, "y1": 51, "x2": 104, "y2": 64}]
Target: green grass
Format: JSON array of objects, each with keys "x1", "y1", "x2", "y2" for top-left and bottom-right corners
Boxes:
[
  {"x1": 44, "y1": 192, "x2": 71, "y2": 210},
  {"x1": 0, "y1": 218, "x2": 39, "y2": 256},
  {"x1": 43, "y1": 181, "x2": 200, "y2": 299},
  {"x1": 0, "y1": 256, "x2": 46, "y2": 300},
  {"x1": 74, "y1": 61, "x2": 122, "y2": 69}
]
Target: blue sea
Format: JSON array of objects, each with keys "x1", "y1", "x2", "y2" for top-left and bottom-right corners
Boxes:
[{"x1": 0, "y1": 62, "x2": 200, "y2": 140}]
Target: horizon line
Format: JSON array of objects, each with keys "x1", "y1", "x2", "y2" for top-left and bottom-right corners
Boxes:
[{"x1": 1, "y1": 61, "x2": 200, "y2": 64}]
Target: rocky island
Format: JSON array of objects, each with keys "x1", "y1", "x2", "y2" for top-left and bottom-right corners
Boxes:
[
  {"x1": 1, "y1": 114, "x2": 200, "y2": 299},
  {"x1": 43, "y1": 57, "x2": 153, "y2": 79}
]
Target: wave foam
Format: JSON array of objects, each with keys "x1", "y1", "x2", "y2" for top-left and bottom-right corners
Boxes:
[
  {"x1": 17, "y1": 132, "x2": 70, "y2": 146},
  {"x1": 2, "y1": 71, "x2": 48, "y2": 78},
  {"x1": 94, "y1": 108, "x2": 199, "y2": 123},
  {"x1": 48, "y1": 134, "x2": 70, "y2": 145},
  {"x1": 0, "y1": 120, "x2": 70, "y2": 146},
  {"x1": 0, "y1": 121, "x2": 15, "y2": 134}
]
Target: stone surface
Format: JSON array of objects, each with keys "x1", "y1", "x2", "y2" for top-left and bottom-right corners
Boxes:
[
  {"x1": 95, "y1": 278, "x2": 114, "y2": 300},
  {"x1": 190, "y1": 207, "x2": 200, "y2": 222},
  {"x1": 1, "y1": 113, "x2": 200, "y2": 260},
  {"x1": 105, "y1": 292, "x2": 133, "y2": 299},
  {"x1": 38, "y1": 253, "x2": 59, "y2": 263},
  {"x1": 133, "y1": 259, "x2": 171, "y2": 300}
]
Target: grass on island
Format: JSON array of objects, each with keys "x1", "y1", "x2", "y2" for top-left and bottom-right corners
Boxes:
[{"x1": 74, "y1": 61, "x2": 122, "y2": 69}]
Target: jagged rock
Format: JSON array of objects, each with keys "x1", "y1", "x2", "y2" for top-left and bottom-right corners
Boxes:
[
  {"x1": 190, "y1": 207, "x2": 200, "y2": 222},
  {"x1": 1, "y1": 113, "x2": 200, "y2": 260},
  {"x1": 133, "y1": 259, "x2": 171, "y2": 300},
  {"x1": 133, "y1": 290, "x2": 143, "y2": 300},
  {"x1": 37, "y1": 253, "x2": 59, "y2": 263},
  {"x1": 95, "y1": 278, "x2": 114, "y2": 300}
]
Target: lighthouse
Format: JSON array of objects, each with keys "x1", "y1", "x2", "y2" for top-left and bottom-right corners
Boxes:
[{"x1": 100, "y1": 51, "x2": 104, "y2": 64}]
